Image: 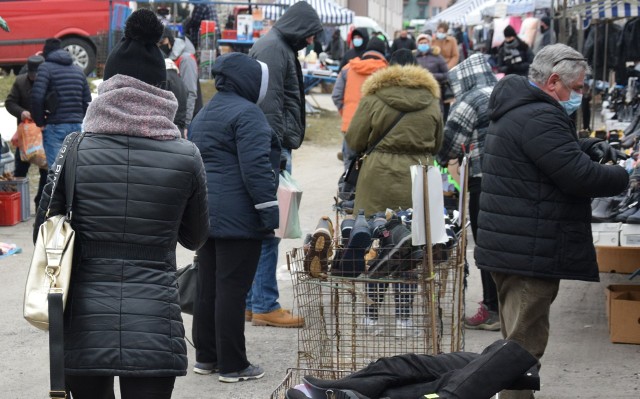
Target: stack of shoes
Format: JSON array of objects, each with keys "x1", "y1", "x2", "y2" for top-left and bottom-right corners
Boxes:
[
  {"x1": 331, "y1": 210, "x2": 371, "y2": 277},
  {"x1": 465, "y1": 302, "x2": 500, "y2": 331},
  {"x1": 304, "y1": 216, "x2": 334, "y2": 278},
  {"x1": 366, "y1": 215, "x2": 413, "y2": 278}
]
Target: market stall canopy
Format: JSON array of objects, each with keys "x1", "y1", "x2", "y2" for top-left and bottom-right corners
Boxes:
[
  {"x1": 427, "y1": 0, "x2": 553, "y2": 25},
  {"x1": 262, "y1": 0, "x2": 354, "y2": 25},
  {"x1": 569, "y1": 0, "x2": 640, "y2": 20}
]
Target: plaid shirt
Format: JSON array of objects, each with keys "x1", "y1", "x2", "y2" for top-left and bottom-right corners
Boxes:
[
  {"x1": 436, "y1": 54, "x2": 497, "y2": 178},
  {"x1": 188, "y1": 4, "x2": 219, "y2": 45}
]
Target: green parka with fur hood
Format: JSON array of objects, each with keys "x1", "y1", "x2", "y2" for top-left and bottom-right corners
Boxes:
[{"x1": 346, "y1": 65, "x2": 443, "y2": 216}]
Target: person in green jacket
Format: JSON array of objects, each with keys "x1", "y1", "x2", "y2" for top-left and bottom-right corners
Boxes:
[{"x1": 345, "y1": 57, "x2": 443, "y2": 217}]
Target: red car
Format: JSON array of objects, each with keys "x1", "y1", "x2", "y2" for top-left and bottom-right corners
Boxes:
[{"x1": 0, "y1": 0, "x2": 129, "y2": 75}]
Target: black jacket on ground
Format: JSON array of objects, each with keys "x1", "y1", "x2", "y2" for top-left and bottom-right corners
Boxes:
[
  {"x1": 339, "y1": 28, "x2": 369, "y2": 71},
  {"x1": 189, "y1": 53, "x2": 281, "y2": 239},
  {"x1": 475, "y1": 75, "x2": 629, "y2": 282},
  {"x1": 5, "y1": 73, "x2": 33, "y2": 125},
  {"x1": 34, "y1": 75, "x2": 209, "y2": 377},
  {"x1": 249, "y1": 1, "x2": 322, "y2": 150},
  {"x1": 30, "y1": 49, "x2": 91, "y2": 127}
]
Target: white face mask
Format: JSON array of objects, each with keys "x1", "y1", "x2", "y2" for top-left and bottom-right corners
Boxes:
[{"x1": 436, "y1": 32, "x2": 446, "y2": 40}]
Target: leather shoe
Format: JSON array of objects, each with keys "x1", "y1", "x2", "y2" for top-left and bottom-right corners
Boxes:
[{"x1": 252, "y1": 308, "x2": 304, "y2": 328}]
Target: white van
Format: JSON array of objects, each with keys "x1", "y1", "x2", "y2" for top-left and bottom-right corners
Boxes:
[{"x1": 338, "y1": 16, "x2": 393, "y2": 47}]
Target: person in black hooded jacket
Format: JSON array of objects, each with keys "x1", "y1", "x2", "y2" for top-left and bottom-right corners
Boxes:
[
  {"x1": 188, "y1": 52, "x2": 280, "y2": 382},
  {"x1": 340, "y1": 28, "x2": 370, "y2": 71},
  {"x1": 475, "y1": 44, "x2": 628, "y2": 399},
  {"x1": 496, "y1": 25, "x2": 534, "y2": 77},
  {"x1": 33, "y1": 10, "x2": 209, "y2": 399}
]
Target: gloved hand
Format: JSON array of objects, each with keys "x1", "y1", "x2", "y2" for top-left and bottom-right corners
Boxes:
[
  {"x1": 579, "y1": 138, "x2": 629, "y2": 164},
  {"x1": 279, "y1": 153, "x2": 288, "y2": 173},
  {"x1": 258, "y1": 205, "x2": 279, "y2": 232}
]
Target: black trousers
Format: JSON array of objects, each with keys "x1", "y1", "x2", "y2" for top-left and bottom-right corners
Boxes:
[
  {"x1": 65, "y1": 375, "x2": 175, "y2": 399},
  {"x1": 468, "y1": 177, "x2": 498, "y2": 312},
  {"x1": 13, "y1": 148, "x2": 47, "y2": 207},
  {"x1": 192, "y1": 237, "x2": 262, "y2": 374}
]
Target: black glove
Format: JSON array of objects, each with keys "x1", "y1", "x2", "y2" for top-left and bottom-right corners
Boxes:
[
  {"x1": 579, "y1": 138, "x2": 628, "y2": 164},
  {"x1": 279, "y1": 153, "x2": 288, "y2": 174}
]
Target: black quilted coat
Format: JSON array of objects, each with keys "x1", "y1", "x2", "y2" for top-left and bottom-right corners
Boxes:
[
  {"x1": 475, "y1": 75, "x2": 628, "y2": 282},
  {"x1": 34, "y1": 75, "x2": 209, "y2": 377}
]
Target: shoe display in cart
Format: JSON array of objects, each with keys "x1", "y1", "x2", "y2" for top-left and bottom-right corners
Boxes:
[{"x1": 366, "y1": 216, "x2": 413, "y2": 278}]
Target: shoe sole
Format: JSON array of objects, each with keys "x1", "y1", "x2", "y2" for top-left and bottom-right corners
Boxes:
[
  {"x1": 251, "y1": 318, "x2": 304, "y2": 328},
  {"x1": 304, "y1": 229, "x2": 332, "y2": 277},
  {"x1": 245, "y1": 312, "x2": 252, "y2": 322},
  {"x1": 465, "y1": 321, "x2": 501, "y2": 331},
  {"x1": 218, "y1": 371, "x2": 265, "y2": 383},
  {"x1": 193, "y1": 367, "x2": 218, "y2": 375}
]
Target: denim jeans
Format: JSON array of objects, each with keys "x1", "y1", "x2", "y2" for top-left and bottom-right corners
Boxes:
[
  {"x1": 246, "y1": 236, "x2": 281, "y2": 313},
  {"x1": 491, "y1": 272, "x2": 560, "y2": 399},
  {"x1": 43, "y1": 123, "x2": 82, "y2": 168}
]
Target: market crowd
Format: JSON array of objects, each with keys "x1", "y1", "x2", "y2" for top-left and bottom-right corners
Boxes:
[{"x1": 7, "y1": 2, "x2": 636, "y2": 399}]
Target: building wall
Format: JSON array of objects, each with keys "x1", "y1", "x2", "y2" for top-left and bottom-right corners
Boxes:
[
  {"x1": 338, "y1": 0, "x2": 403, "y2": 38},
  {"x1": 428, "y1": 0, "x2": 449, "y2": 18}
]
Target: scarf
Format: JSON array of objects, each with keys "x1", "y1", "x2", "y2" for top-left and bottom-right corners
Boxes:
[{"x1": 83, "y1": 74, "x2": 180, "y2": 141}]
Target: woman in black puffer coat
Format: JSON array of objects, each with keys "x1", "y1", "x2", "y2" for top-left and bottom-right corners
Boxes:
[{"x1": 33, "y1": 10, "x2": 209, "y2": 399}]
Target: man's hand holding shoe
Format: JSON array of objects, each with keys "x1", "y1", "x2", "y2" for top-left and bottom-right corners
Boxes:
[{"x1": 579, "y1": 137, "x2": 628, "y2": 164}]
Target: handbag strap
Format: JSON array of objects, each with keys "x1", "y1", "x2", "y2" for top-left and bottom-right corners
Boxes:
[
  {"x1": 48, "y1": 292, "x2": 66, "y2": 398},
  {"x1": 45, "y1": 132, "x2": 85, "y2": 219},
  {"x1": 363, "y1": 112, "x2": 406, "y2": 158}
]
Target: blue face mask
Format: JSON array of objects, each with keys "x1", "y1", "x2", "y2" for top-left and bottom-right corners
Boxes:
[
  {"x1": 353, "y1": 38, "x2": 363, "y2": 48},
  {"x1": 559, "y1": 90, "x2": 582, "y2": 115},
  {"x1": 418, "y1": 44, "x2": 430, "y2": 53},
  {"x1": 436, "y1": 32, "x2": 446, "y2": 40}
]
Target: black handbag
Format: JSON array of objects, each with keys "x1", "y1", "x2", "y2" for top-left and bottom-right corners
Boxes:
[
  {"x1": 343, "y1": 111, "x2": 406, "y2": 186},
  {"x1": 442, "y1": 80, "x2": 455, "y2": 101},
  {"x1": 177, "y1": 256, "x2": 198, "y2": 315}
]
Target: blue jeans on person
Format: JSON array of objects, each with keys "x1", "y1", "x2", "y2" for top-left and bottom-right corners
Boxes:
[
  {"x1": 43, "y1": 123, "x2": 82, "y2": 168},
  {"x1": 246, "y1": 236, "x2": 281, "y2": 313}
]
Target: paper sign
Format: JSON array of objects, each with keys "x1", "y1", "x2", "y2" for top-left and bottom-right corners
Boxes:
[{"x1": 411, "y1": 165, "x2": 449, "y2": 246}]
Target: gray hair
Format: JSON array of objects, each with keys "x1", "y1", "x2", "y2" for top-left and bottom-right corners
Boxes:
[{"x1": 528, "y1": 44, "x2": 591, "y2": 86}]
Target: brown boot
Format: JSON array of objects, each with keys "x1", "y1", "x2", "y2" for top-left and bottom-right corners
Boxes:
[
  {"x1": 245, "y1": 309, "x2": 252, "y2": 322},
  {"x1": 251, "y1": 308, "x2": 304, "y2": 328}
]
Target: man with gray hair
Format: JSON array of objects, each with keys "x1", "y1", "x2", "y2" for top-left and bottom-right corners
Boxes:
[{"x1": 475, "y1": 44, "x2": 628, "y2": 399}]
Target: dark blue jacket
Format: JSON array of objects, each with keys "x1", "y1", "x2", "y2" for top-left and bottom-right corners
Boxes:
[
  {"x1": 189, "y1": 52, "x2": 281, "y2": 239},
  {"x1": 30, "y1": 49, "x2": 91, "y2": 127}
]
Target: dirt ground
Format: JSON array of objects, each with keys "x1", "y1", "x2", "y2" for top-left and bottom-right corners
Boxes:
[{"x1": 0, "y1": 93, "x2": 639, "y2": 398}]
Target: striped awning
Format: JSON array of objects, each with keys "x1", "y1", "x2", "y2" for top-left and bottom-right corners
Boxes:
[
  {"x1": 570, "y1": 0, "x2": 640, "y2": 20},
  {"x1": 426, "y1": 0, "x2": 487, "y2": 25},
  {"x1": 262, "y1": 0, "x2": 354, "y2": 25}
]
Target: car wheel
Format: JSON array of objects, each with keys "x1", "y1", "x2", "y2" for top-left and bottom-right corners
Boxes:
[{"x1": 61, "y1": 37, "x2": 96, "y2": 75}]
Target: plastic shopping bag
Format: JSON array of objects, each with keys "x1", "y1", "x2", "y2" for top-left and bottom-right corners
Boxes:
[
  {"x1": 275, "y1": 171, "x2": 303, "y2": 239},
  {"x1": 17, "y1": 121, "x2": 47, "y2": 168}
]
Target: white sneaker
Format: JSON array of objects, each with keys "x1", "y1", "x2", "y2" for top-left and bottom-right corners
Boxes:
[
  {"x1": 395, "y1": 318, "x2": 421, "y2": 338},
  {"x1": 362, "y1": 317, "x2": 384, "y2": 336}
]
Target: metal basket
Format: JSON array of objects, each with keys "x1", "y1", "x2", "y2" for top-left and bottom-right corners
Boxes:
[
  {"x1": 270, "y1": 368, "x2": 352, "y2": 399},
  {"x1": 287, "y1": 238, "x2": 465, "y2": 372}
]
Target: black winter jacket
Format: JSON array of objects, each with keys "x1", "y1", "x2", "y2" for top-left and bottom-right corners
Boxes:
[
  {"x1": 340, "y1": 28, "x2": 369, "y2": 71},
  {"x1": 190, "y1": 53, "x2": 280, "y2": 239},
  {"x1": 5, "y1": 73, "x2": 33, "y2": 125},
  {"x1": 167, "y1": 68, "x2": 188, "y2": 131},
  {"x1": 249, "y1": 1, "x2": 322, "y2": 150},
  {"x1": 496, "y1": 39, "x2": 534, "y2": 77},
  {"x1": 30, "y1": 49, "x2": 91, "y2": 127},
  {"x1": 34, "y1": 75, "x2": 209, "y2": 377},
  {"x1": 475, "y1": 75, "x2": 629, "y2": 281}
]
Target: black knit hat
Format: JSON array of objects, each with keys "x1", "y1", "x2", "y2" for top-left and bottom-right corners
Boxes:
[
  {"x1": 503, "y1": 25, "x2": 517, "y2": 38},
  {"x1": 366, "y1": 37, "x2": 386, "y2": 56},
  {"x1": 42, "y1": 38, "x2": 61, "y2": 57},
  {"x1": 103, "y1": 9, "x2": 166, "y2": 87}
]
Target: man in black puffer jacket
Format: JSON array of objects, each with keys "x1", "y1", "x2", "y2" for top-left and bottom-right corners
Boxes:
[
  {"x1": 30, "y1": 38, "x2": 91, "y2": 168},
  {"x1": 476, "y1": 44, "x2": 629, "y2": 399}
]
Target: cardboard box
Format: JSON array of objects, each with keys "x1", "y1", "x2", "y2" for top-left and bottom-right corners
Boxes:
[
  {"x1": 592, "y1": 223, "x2": 621, "y2": 246},
  {"x1": 606, "y1": 284, "x2": 640, "y2": 344},
  {"x1": 596, "y1": 246, "x2": 640, "y2": 273},
  {"x1": 620, "y1": 223, "x2": 640, "y2": 247}
]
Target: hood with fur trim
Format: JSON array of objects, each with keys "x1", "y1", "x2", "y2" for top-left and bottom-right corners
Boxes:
[{"x1": 362, "y1": 65, "x2": 440, "y2": 112}]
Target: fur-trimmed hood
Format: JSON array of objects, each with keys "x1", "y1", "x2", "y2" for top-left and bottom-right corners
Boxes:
[{"x1": 362, "y1": 65, "x2": 440, "y2": 112}]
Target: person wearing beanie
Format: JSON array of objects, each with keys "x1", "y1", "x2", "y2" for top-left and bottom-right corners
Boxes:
[
  {"x1": 390, "y1": 48, "x2": 417, "y2": 66},
  {"x1": 391, "y1": 29, "x2": 417, "y2": 54},
  {"x1": 339, "y1": 28, "x2": 370, "y2": 70},
  {"x1": 533, "y1": 16, "x2": 557, "y2": 54},
  {"x1": 5, "y1": 54, "x2": 48, "y2": 208},
  {"x1": 497, "y1": 25, "x2": 534, "y2": 77},
  {"x1": 33, "y1": 8, "x2": 209, "y2": 398},
  {"x1": 30, "y1": 36, "x2": 91, "y2": 168},
  {"x1": 332, "y1": 35, "x2": 389, "y2": 171},
  {"x1": 246, "y1": 0, "x2": 322, "y2": 329},
  {"x1": 188, "y1": 52, "x2": 279, "y2": 381},
  {"x1": 158, "y1": 27, "x2": 202, "y2": 132}
]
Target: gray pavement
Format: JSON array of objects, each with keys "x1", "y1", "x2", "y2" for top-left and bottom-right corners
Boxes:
[{"x1": 0, "y1": 95, "x2": 639, "y2": 398}]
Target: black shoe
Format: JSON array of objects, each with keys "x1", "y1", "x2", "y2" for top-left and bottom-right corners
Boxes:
[
  {"x1": 302, "y1": 377, "x2": 370, "y2": 399},
  {"x1": 332, "y1": 210, "x2": 371, "y2": 277},
  {"x1": 625, "y1": 206, "x2": 640, "y2": 223},
  {"x1": 285, "y1": 388, "x2": 310, "y2": 399},
  {"x1": 340, "y1": 217, "x2": 355, "y2": 247},
  {"x1": 367, "y1": 218, "x2": 413, "y2": 278}
]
